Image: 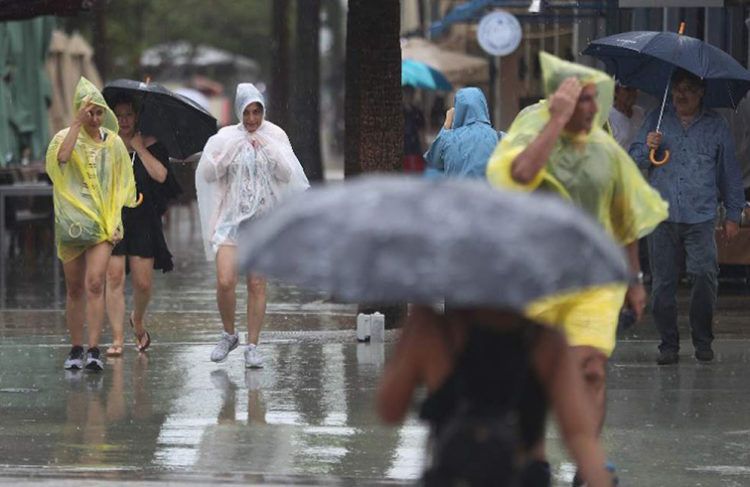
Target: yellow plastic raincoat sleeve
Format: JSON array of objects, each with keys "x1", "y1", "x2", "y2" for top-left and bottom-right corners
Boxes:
[{"x1": 486, "y1": 103, "x2": 548, "y2": 192}]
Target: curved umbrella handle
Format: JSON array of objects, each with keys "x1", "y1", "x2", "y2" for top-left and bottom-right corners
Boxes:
[
  {"x1": 650, "y1": 148, "x2": 670, "y2": 165},
  {"x1": 134, "y1": 192, "x2": 144, "y2": 206},
  {"x1": 647, "y1": 22, "x2": 684, "y2": 168}
]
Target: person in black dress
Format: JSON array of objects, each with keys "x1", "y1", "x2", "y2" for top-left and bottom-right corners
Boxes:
[
  {"x1": 377, "y1": 306, "x2": 616, "y2": 487},
  {"x1": 104, "y1": 95, "x2": 181, "y2": 355}
]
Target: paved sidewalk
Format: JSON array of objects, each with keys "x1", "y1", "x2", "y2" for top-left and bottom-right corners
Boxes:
[{"x1": 1, "y1": 207, "x2": 749, "y2": 485}]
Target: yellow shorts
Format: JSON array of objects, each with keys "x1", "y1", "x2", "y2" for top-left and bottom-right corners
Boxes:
[{"x1": 524, "y1": 284, "x2": 627, "y2": 357}]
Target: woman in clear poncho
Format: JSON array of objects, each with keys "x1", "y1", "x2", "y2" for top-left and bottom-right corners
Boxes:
[
  {"x1": 196, "y1": 83, "x2": 309, "y2": 368},
  {"x1": 45, "y1": 77, "x2": 137, "y2": 372}
]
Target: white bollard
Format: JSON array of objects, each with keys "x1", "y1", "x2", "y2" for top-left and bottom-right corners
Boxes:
[
  {"x1": 369, "y1": 312, "x2": 385, "y2": 343},
  {"x1": 356, "y1": 313, "x2": 371, "y2": 342}
]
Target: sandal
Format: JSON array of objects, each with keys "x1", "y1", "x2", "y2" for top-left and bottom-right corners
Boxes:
[
  {"x1": 105, "y1": 345, "x2": 123, "y2": 357},
  {"x1": 130, "y1": 314, "x2": 151, "y2": 352}
]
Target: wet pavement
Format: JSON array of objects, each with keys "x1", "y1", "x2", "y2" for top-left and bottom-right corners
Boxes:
[{"x1": 1, "y1": 205, "x2": 750, "y2": 486}]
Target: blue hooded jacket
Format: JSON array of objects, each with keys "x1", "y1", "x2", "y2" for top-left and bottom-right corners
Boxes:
[{"x1": 424, "y1": 87, "x2": 499, "y2": 179}]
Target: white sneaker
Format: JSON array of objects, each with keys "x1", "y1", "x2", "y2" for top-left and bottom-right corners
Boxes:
[
  {"x1": 210, "y1": 332, "x2": 239, "y2": 362},
  {"x1": 244, "y1": 344, "x2": 264, "y2": 368}
]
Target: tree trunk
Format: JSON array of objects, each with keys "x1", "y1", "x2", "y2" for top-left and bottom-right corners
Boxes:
[
  {"x1": 92, "y1": 0, "x2": 108, "y2": 81},
  {"x1": 344, "y1": 0, "x2": 402, "y2": 176},
  {"x1": 323, "y1": 0, "x2": 346, "y2": 160},
  {"x1": 270, "y1": 0, "x2": 291, "y2": 130},
  {"x1": 291, "y1": 0, "x2": 323, "y2": 182},
  {"x1": 345, "y1": 0, "x2": 405, "y2": 328}
]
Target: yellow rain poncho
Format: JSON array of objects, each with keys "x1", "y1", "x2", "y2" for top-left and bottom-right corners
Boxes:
[
  {"x1": 487, "y1": 53, "x2": 668, "y2": 356},
  {"x1": 45, "y1": 77, "x2": 137, "y2": 262}
]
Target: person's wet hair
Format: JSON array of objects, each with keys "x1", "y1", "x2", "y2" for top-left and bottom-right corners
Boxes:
[
  {"x1": 110, "y1": 93, "x2": 140, "y2": 113},
  {"x1": 671, "y1": 68, "x2": 704, "y2": 91}
]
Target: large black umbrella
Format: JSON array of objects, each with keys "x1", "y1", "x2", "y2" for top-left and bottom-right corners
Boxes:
[
  {"x1": 237, "y1": 176, "x2": 629, "y2": 310},
  {"x1": 103, "y1": 79, "x2": 217, "y2": 160}
]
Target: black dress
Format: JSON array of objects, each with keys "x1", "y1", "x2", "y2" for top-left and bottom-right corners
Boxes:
[
  {"x1": 419, "y1": 321, "x2": 549, "y2": 487},
  {"x1": 112, "y1": 142, "x2": 181, "y2": 272}
]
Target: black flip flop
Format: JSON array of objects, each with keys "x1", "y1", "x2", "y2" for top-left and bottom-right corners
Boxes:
[{"x1": 130, "y1": 315, "x2": 151, "y2": 352}]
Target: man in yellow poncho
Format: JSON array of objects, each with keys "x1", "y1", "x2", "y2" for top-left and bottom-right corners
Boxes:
[
  {"x1": 46, "y1": 77, "x2": 137, "y2": 372},
  {"x1": 487, "y1": 52, "x2": 668, "y2": 483}
]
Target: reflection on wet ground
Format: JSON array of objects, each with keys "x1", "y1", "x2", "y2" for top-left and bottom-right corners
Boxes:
[{"x1": 1, "y1": 206, "x2": 750, "y2": 485}]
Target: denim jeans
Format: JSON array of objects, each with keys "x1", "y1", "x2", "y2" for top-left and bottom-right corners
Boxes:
[{"x1": 648, "y1": 220, "x2": 717, "y2": 353}]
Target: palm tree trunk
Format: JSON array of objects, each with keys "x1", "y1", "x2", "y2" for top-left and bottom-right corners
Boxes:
[
  {"x1": 270, "y1": 0, "x2": 291, "y2": 130},
  {"x1": 344, "y1": 0, "x2": 402, "y2": 176},
  {"x1": 291, "y1": 0, "x2": 323, "y2": 182},
  {"x1": 345, "y1": 0, "x2": 405, "y2": 328}
]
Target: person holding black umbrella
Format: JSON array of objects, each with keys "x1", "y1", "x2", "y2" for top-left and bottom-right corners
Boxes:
[
  {"x1": 630, "y1": 69, "x2": 745, "y2": 365},
  {"x1": 103, "y1": 93, "x2": 181, "y2": 356},
  {"x1": 196, "y1": 83, "x2": 309, "y2": 369}
]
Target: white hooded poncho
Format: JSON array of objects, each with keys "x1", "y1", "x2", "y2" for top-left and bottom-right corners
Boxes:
[{"x1": 196, "y1": 83, "x2": 310, "y2": 261}]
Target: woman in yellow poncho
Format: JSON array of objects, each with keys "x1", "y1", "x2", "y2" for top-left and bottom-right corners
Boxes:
[
  {"x1": 45, "y1": 77, "x2": 137, "y2": 372},
  {"x1": 487, "y1": 52, "x2": 668, "y2": 485}
]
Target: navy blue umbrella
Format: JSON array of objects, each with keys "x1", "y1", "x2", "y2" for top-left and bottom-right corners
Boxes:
[
  {"x1": 583, "y1": 29, "x2": 750, "y2": 108},
  {"x1": 584, "y1": 25, "x2": 750, "y2": 165}
]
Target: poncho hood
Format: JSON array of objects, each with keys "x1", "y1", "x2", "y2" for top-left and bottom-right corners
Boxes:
[
  {"x1": 540, "y1": 51, "x2": 614, "y2": 128},
  {"x1": 234, "y1": 83, "x2": 265, "y2": 124},
  {"x1": 452, "y1": 87, "x2": 492, "y2": 128},
  {"x1": 73, "y1": 76, "x2": 119, "y2": 134}
]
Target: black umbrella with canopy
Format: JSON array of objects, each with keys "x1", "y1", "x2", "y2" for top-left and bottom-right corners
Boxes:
[{"x1": 103, "y1": 79, "x2": 218, "y2": 160}]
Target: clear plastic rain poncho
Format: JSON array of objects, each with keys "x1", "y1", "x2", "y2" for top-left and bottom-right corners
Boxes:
[
  {"x1": 45, "y1": 77, "x2": 137, "y2": 263},
  {"x1": 196, "y1": 83, "x2": 310, "y2": 261},
  {"x1": 487, "y1": 52, "x2": 668, "y2": 245}
]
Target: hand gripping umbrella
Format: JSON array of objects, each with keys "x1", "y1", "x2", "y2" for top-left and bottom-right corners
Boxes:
[
  {"x1": 103, "y1": 79, "x2": 218, "y2": 160},
  {"x1": 237, "y1": 176, "x2": 629, "y2": 311},
  {"x1": 584, "y1": 23, "x2": 750, "y2": 166}
]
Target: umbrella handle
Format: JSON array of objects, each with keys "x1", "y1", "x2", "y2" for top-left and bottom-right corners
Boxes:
[
  {"x1": 134, "y1": 192, "x2": 144, "y2": 206},
  {"x1": 650, "y1": 148, "x2": 670, "y2": 165}
]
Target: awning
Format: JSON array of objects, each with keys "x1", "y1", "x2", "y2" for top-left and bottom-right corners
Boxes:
[
  {"x1": 401, "y1": 38, "x2": 489, "y2": 86},
  {"x1": 430, "y1": 0, "x2": 508, "y2": 37},
  {"x1": 430, "y1": 0, "x2": 609, "y2": 36}
]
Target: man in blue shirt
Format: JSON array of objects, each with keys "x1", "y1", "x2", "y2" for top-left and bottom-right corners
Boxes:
[{"x1": 630, "y1": 69, "x2": 745, "y2": 365}]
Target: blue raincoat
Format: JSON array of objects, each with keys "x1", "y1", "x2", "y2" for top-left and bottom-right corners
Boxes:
[{"x1": 424, "y1": 87, "x2": 498, "y2": 179}]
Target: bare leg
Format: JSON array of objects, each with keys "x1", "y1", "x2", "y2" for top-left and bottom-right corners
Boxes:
[
  {"x1": 216, "y1": 245, "x2": 238, "y2": 335},
  {"x1": 105, "y1": 255, "x2": 126, "y2": 351},
  {"x1": 570, "y1": 345, "x2": 608, "y2": 434},
  {"x1": 514, "y1": 346, "x2": 608, "y2": 484},
  {"x1": 130, "y1": 256, "x2": 154, "y2": 348},
  {"x1": 246, "y1": 274, "x2": 267, "y2": 345},
  {"x1": 83, "y1": 242, "x2": 113, "y2": 349},
  {"x1": 63, "y1": 254, "x2": 86, "y2": 346}
]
